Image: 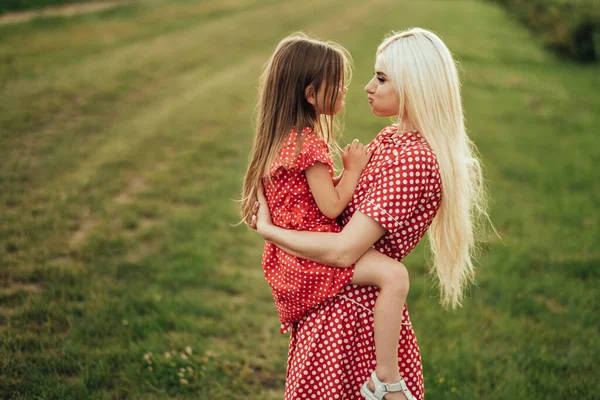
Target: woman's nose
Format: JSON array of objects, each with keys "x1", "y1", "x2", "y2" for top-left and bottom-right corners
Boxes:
[{"x1": 365, "y1": 79, "x2": 375, "y2": 94}]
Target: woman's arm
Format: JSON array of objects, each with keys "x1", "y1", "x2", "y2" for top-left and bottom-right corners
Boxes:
[{"x1": 255, "y1": 186, "x2": 386, "y2": 268}]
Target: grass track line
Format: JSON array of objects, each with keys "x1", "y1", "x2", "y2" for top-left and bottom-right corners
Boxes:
[
  {"x1": 0, "y1": 0, "x2": 378, "y2": 256},
  {"x1": 38, "y1": 0, "x2": 389, "y2": 254},
  {"x1": 0, "y1": 0, "x2": 363, "y2": 175},
  {"x1": 0, "y1": 1, "x2": 125, "y2": 25}
]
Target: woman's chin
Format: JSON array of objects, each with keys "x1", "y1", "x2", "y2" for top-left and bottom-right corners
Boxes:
[{"x1": 370, "y1": 108, "x2": 387, "y2": 117}]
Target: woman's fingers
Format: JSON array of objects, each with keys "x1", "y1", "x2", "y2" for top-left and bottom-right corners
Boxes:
[
  {"x1": 248, "y1": 197, "x2": 261, "y2": 230},
  {"x1": 257, "y1": 184, "x2": 267, "y2": 205},
  {"x1": 247, "y1": 184, "x2": 271, "y2": 233}
]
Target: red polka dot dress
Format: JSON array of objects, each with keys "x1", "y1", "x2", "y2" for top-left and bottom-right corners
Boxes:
[
  {"x1": 283, "y1": 125, "x2": 443, "y2": 400},
  {"x1": 262, "y1": 127, "x2": 356, "y2": 335}
]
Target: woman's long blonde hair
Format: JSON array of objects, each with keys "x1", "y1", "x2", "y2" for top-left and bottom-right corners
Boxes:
[
  {"x1": 378, "y1": 28, "x2": 494, "y2": 308},
  {"x1": 240, "y1": 33, "x2": 351, "y2": 227}
]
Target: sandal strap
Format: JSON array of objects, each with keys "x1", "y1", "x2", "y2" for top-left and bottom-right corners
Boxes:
[{"x1": 370, "y1": 371, "x2": 416, "y2": 400}]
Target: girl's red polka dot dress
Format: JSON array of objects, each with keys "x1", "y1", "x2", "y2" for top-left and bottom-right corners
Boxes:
[
  {"x1": 283, "y1": 125, "x2": 443, "y2": 400},
  {"x1": 262, "y1": 127, "x2": 356, "y2": 335}
]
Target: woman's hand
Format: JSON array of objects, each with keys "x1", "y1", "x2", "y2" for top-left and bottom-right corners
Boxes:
[{"x1": 250, "y1": 184, "x2": 273, "y2": 238}]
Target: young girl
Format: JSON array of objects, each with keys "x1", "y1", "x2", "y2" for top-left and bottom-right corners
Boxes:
[{"x1": 241, "y1": 33, "x2": 414, "y2": 400}]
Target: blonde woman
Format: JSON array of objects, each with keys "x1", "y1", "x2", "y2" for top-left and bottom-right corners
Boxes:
[{"x1": 251, "y1": 28, "x2": 490, "y2": 400}]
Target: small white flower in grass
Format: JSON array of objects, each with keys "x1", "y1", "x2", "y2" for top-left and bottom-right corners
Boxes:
[
  {"x1": 186, "y1": 366, "x2": 193, "y2": 372},
  {"x1": 180, "y1": 378, "x2": 189, "y2": 385},
  {"x1": 122, "y1": 319, "x2": 129, "y2": 326},
  {"x1": 164, "y1": 352, "x2": 171, "y2": 359},
  {"x1": 143, "y1": 353, "x2": 151, "y2": 361},
  {"x1": 180, "y1": 353, "x2": 188, "y2": 360},
  {"x1": 179, "y1": 368, "x2": 185, "y2": 373},
  {"x1": 148, "y1": 366, "x2": 153, "y2": 371},
  {"x1": 178, "y1": 372, "x2": 184, "y2": 378},
  {"x1": 185, "y1": 346, "x2": 193, "y2": 355}
]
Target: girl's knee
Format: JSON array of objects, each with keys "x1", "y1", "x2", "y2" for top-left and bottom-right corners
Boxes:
[{"x1": 382, "y1": 263, "x2": 410, "y2": 297}]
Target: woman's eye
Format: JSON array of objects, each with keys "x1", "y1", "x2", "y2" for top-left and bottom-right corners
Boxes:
[{"x1": 377, "y1": 77, "x2": 385, "y2": 83}]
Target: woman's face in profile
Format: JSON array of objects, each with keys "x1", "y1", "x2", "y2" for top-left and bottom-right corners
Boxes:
[{"x1": 365, "y1": 57, "x2": 400, "y2": 117}]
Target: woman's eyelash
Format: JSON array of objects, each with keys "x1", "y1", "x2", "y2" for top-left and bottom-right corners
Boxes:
[{"x1": 377, "y1": 77, "x2": 385, "y2": 83}]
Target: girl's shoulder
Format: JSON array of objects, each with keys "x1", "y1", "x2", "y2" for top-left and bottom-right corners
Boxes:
[
  {"x1": 278, "y1": 127, "x2": 325, "y2": 155},
  {"x1": 270, "y1": 127, "x2": 332, "y2": 176},
  {"x1": 287, "y1": 126, "x2": 327, "y2": 147}
]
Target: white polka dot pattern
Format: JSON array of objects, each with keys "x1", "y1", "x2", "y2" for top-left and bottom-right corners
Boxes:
[
  {"x1": 353, "y1": 127, "x2": 442, "y2": 262},
  {"x1": 283, "y1": 125, "x2": 443, "y2": 400},
  {"x1": 263, "y1": 127, "x2": 356, "y2": 334}
]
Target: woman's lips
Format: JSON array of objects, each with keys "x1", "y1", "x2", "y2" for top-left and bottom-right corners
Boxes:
[{"x1": 368, "y1": 97, "x2": 374, "y2": 104}]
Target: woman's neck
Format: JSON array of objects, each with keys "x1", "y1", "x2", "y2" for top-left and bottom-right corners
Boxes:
[{"x1": 394, "y1": 120, "x2": 418, "y2": 136}]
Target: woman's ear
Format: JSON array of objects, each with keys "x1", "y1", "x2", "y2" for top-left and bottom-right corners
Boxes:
[{"x1": 305, "y1": 85, "x2": 316, "y2": 107}]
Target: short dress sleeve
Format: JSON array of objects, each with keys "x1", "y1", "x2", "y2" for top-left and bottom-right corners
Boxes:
[
  {"x1": 295, "y1": 133, "x2": 334, "y2": 171},
  {"x1": 270, "y1": 130, "x2": 333, "y2": 176},
  {"x1": 356, "y1": 152, "x2": 431, "y2": 235}
]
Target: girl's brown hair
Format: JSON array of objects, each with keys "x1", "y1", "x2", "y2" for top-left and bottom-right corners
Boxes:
[{"x1": 240, "y1": 33, "x2": 351, "y2": 227}]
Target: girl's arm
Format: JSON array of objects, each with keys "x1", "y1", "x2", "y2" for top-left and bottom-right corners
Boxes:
[
  {"x1": 332, "y1": 171, "x2": 343, "y2": 186},
  {"x1": 305, "y1": 163, "x2": 360, "y2": 219},
  {"x1": 305, "y1": 140, "x2": 371, "y2": 219},
  {"x1": 255, "y1": 186, "x2": 386, "y2": 268}
]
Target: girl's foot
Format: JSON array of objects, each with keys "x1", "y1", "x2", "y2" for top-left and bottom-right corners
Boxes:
[{"x1": 367, "y1": 378, "x2": 408, "y2": 400}]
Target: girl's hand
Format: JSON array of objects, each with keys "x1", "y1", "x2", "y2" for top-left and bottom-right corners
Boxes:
[
  {"x1": 250, "y1": 184, "x2": 273, "y2": 238},
  {"x1": 342, "y1": 139, "x2": 372, "y2": 174}
]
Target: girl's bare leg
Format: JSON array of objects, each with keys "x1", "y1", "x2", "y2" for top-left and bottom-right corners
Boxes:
[{"x1": 350, "y1": 248, "x2": 410, "y2": 400}]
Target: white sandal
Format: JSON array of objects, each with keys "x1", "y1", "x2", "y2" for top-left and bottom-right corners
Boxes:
[{"x1": 360, "y1": 371, "x2": 416, "y2": 400}]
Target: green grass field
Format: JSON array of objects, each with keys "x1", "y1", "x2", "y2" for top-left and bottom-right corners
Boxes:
[
  {"x1": 0, "y1": 0, "x2": 125, "y2": 14},
  {"x1": 0, "y1": 0, "x2": 598, "y2": 398}
]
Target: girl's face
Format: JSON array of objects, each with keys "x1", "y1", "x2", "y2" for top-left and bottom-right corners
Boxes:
[
  {"x1": 310, "y1": 81, "x2": 348, "y2": 116},
  {"x1": 365, "y1": 57, "x2": 400, "y2": 117},
  {"x1": 331, "y1": 83, "x2": 348, "y2": 115}
]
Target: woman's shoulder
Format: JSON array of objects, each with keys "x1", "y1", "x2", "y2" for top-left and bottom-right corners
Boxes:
[
  {"x1": 402, "y1": 137, "x2": 437, "y2": 160},
  {"x1": 372, "y1": 124, "x2": 399, "y2": 141},
  {"x1": 381, "y1": 124, "x2": 400, "y2": 135},
  {"x1": 374, "y1": 125, "x2": 438, "y2": 168},
  {"x1": 394, "y1": 140, "x2": 439, "y2": 175}
]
